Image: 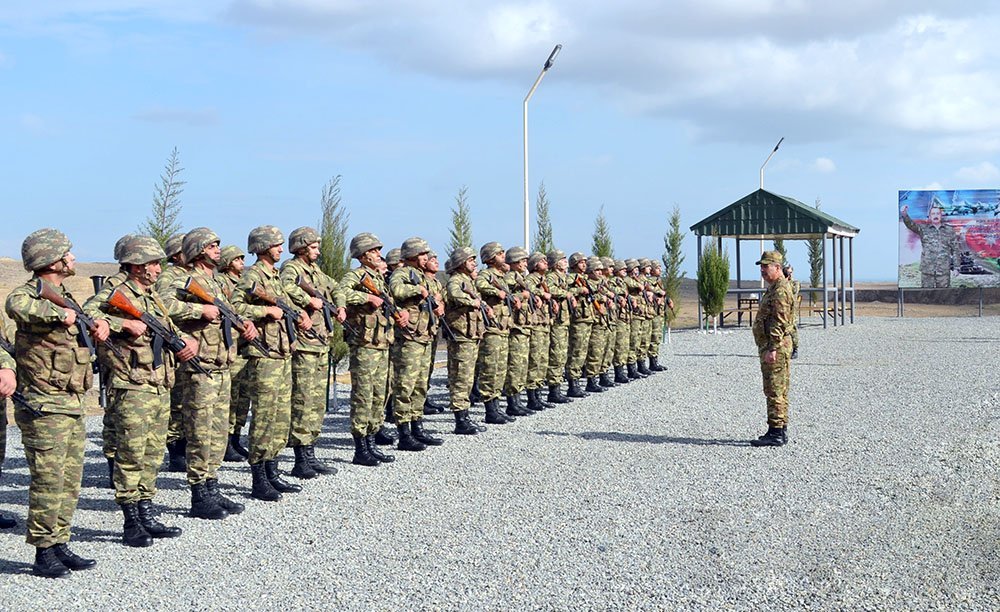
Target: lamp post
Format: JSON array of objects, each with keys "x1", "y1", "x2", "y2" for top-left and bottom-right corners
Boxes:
[
  {"x1": 758, "y1": 137, "x2": 783, "y2": 286},
  {"x1": 523, "y1": 44, "x2": 562, "y2": 250}
]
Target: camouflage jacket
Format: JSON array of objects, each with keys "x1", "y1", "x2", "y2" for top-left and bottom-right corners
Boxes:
[
  {"x1": 426, "y1": 273, "x2": 445, "y2": 336},
  {"x1": 543, "y1": 271, "x2": 570, "y2": 326},
  {"x1": 233, "y1": 261, "x2": 295, "y2": 359},
  {"x1": 160, "y1": 266, "x2": 237, "y2": 371},
  {"x1": 0, "y1": 310, "x2": 14, "y2": 371},
  {"x1": 155, "y1": 264, "x2": 201, "y2": 319},
  {"x1": 567, "y1": 272, "x2": 595, "y2": 322},
  {"x1": 6, "y1": 278, "x2": 99, "y2": 413},
  {"x1": 503, "y1": 270, "x2": 532, "y2": 333},
  {"x1": 280, "y1": 258, "x2": 334, "y2": 352},
  {"x1": 389, "y1": 265, "x2": 433, "y2": 344},
  {"x1": 338, "y1": 265, "x2": 394, "y2": 350},
  {"x1": 901, "y1": 212, "x2": 961, "y2": 274},
  {"x1": 96, "y1": 278, "x2": 178, "y2": 390},
  {"x1": 476, "y1": 267, "x2": 511, "y2": 335},
  {"x1": 524, "y1": 271, "x2": 551, "y2": 327},
  {"x1": 752, "y1": 277, "x2": 795, "y2": 353},
  {"x1": 445, "y1": 272, "x2": 485, "y2": 341}
]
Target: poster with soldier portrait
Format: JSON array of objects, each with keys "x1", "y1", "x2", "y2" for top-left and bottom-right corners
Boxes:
[{"x1": 898, "y1": 189, "x2": 1000, "y2": 288}]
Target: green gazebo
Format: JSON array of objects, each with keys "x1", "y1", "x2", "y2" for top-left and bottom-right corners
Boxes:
[{"x1": 690, "y1": 189, "x2": 861, "y2": 329}]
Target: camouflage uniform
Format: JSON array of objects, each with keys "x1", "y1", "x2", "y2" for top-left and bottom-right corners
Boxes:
[
  {"x1": 544, "y1": 255, "x2": 571, "y2": 387},
  {"x1": 502, "y1": 248, "x2": 532, "y2": 402},
  {"x1": 0, "y1": 312, "x2": 17, "y2": 529},
  {"x1": 425, "y1": 266, "x2": 445, "y2": 397},
  {"x1": 625, "y1": 260, "x2": 648, "y2": 368},
  {"x1": 524, "y1": 257, "x2": 551, "y2": 394},
  {"x1": 153, "y1": 256, "x2": 190, "y2": 451},
  {"x1": 217, "y1": 254, "x2": 252, "y2": 439},
  {"x1": 388, "y1": 264, "x2": 434, "y2": 424},
  {"x1": 445, "y1": 261, "x2": 485, "y2": 414},
  {"x1": 566, "y1": 256, "x2": 595, "y2": 382},
  {"x1": 599, "y1": 258, "x2": 618, "y2": 376},
  {"x1": 753, "y1": 256, "x2": 795, "y2": 430},
  {"x1": 7, "y1": 274, "x2": 94, "y2": 549},
  {"x1": 611, "y1": 262, "x2": 633, "y2": 371},
  {"x1": 901, "y1": 210, "x2": 961, "y2": 288},
  {"x1": 647, "y1": 268, "x2": 665, "y2": 361},
  {"x1": 789, "y1": 279, "x2": 801, "y2": 352},
  {"x1": 475, "y1": 245, "x2": 512, "y2": 404},
  {"x1": 584, "y1": 259, "x2": 610, "y2": 379},
  {"x1": 88, "y1": 270, "x2": 128, "y2": 461}
]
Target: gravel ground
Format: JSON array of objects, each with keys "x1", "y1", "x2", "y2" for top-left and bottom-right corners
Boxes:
[{"x1": 0, "y1": 317, "x2": 998, "y2": 610}]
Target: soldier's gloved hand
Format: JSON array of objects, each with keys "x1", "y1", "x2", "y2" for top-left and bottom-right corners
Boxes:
[
  {"x1": 62, "y1": 308, "x2": 77, "y2": 328},
  {"x1": 308, "y1": 297, "x2": 323, "y2": 311},
  {"x1": 201, "y1": 304, "x2": 220, "y2": 321},
  {"x1": 241, "y1": 323, "x2": 259, "y2": 341},
  {"x1": 177, "y1": 339, "x2": 199, "y2": 362},
  {"x1": 366, "y1": 294, "x2": 384, "y2": 309},
  {"x1": 92, "y1": 318, "x2": 111, "y2": 342},
  {"x1": 265, "y1": 306, "x2": 283, "y2": 321},
  {"x1": 335, "y1": 307, "x2": 347, "y2": 323},
  {"x1": 0, "y1": 368, "x2": 15, "y2": 398},
  {"x1": 122, "y1": 319, "x2": 148, "y2": 338}
]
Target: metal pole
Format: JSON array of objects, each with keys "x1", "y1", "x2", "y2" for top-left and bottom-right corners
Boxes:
[
  {"x1": 697, "y1": 234, "x2": 703, "y2": 328},
  {"x1": 849, "y1": 237, "x2": 855, "y2": 323},
  {"x1": 831, "y1": 235, "x2": 838, "y2": 327},
  {"x1": 839, "y1": 236, "x2": 846, "y2": 325},
  {"x1": 735, "y1": 237, "x2": 741, "y2": 288},
  {"x1": 822, "y1": 234, "x2": 828, "y2": 329},
  {"x1": 523, "y1": 44, "x2": 562, "y2": 251},
  {"x1": 758, "y1": 138, "x2": 783, "y2": 289}
]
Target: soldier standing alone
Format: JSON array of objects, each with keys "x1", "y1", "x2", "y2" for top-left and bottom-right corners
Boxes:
[{"x1": 751, "y1": 251, "x2": 795, "y2": 447}]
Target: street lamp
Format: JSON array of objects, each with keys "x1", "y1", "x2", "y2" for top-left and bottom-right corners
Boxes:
[
  {"x1": 523, "y1": 44, "x2": 562, "y2": 250},
  {"x1": 758, "y1": 137, "x2": 784, "y2": 286}
]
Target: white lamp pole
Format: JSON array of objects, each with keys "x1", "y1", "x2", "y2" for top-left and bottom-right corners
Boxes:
[
  {"x1": 758, "y1": 137, "x2": 783, "y2": 286},
  {"x1": 523, "y1": 44, "x2": 562, "y2": 250}
]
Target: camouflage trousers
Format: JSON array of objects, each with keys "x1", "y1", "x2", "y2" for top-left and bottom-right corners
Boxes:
[
  {"x1": 601, "y1": 322, "x2": 616, "y2": 371},
  {"x1": 111, "y1": 387, "x2": 170, "y2": 505},
  {"x1": 477, "y1": 333, "x2": 509, "y2": 402},
  {"x1": 101, "y1": 400, "x2": 116, "y2": 459},
  {"x1": 348, "y1": 346, "x2": 389, "y2": 437},
  {"x1": 229, "y1": 355, "x2": 252, "y2": 435},
  {"x1": 760, "y1": 338, "x2": 792, "y2": 428},
  {"x1": 504, "y1": 329, "x2": 531, "y2": 396},
  {"x1": 247, "y1": 357, "x2": 292, "y2": 464},
  {"x1": 15, "y1": 409, "x2": 84, "y2": 548},
  {"x1": 527, "y1": 325, "x2": 550, "y2": 389},
  {"x1": 790, "y1": 323, "x2": 799, "y2": 351},
  {"x1": 648, "y1": 315, "x2": 663, "y2": 357},
  {"x1": 629, "y1": 318, "x2": 648, "y2": 362},
  {"x1": 567, "y1": 321, "x2": 592, "y2": 379},
  {"x1": 178, "y1": 368, "x2": 231, "y2": 486},
  {"x1": 585, "y1": 323, "x2": 609, "y2": 377},
  {"x1": 290, "y1": 349, "x2": 329, "y2": 447},
  {"x1": 546, "y1": 323, "x2": 570, "y2": 385},
  {"x1": 448, "y1": 338, "x2": 478, "y2": 412},
  {"x1": 612, "y1": 319, "x2": 631, "y2": 366},
  {"x1": 166, "y1": 380, "x2": 184, "y2": 445},
  {"x1": 426, "y1": 334, "x2": 440, "y2": 388},
  {"x1": 1, "y1": 400, "x2": 6, "y2": 465},
  {"x1": 392, "y1": 340, "x2": 432, "y2": 424}
]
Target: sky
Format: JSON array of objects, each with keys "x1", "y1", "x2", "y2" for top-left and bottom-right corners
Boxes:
[{"x1": 3, "y1": 1, "x2": 1000, "y2": 281}]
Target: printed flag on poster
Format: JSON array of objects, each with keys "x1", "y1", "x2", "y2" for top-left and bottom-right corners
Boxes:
[{"x1": 898, "y1": 190, "x2": 1000, "y2": 288}]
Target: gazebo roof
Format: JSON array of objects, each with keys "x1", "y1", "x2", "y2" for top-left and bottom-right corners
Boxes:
[{"x1": 690, "y1": 189, "x2": 860, "y2": 239}]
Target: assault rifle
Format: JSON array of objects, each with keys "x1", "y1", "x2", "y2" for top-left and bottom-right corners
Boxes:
[
  {"x1": 408, "y1": 269, "x2": 455, "y2": 342},
  {"x1": 107, "y1": 290, "x2": 210, "y2": 376},
  {"x1": 461, "y1": 281, "x2": 496, "y2": 328},
  {"x1": 486, "y1": 274, "x2": 518, "y2": 314},
  {"x1": 359, "y1": 273, "x2": 406, "y2": 328},
  {"x1": 296, "y1": 277, "x2": 359, "y2": 339},
  {"x1": 0, "y1": 337, "x2": 43, "y2": 417},
  {"x1": 184, "y1": 278, "x2": 268, "y2": 354},
  {"x1": 249, "y1": 283, "x2": 321, "y2": 344},
  {"x1": 36, "y1": 279, "x2": 125, "y2": 362}
]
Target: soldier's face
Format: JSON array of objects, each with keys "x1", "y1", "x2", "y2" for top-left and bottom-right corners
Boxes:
[
  {"x1": 56, "y1": 252, "x2": 77, "y2": 277},
  {"x1": 761, "y1": 263, "x2": 782, "y2": 283},
  {"x1": 512, "y1": 259, "x2": 527, "y2": 273},
  {"x1": 361, "y1": 248, "x2": 381, "y2": 269},
  {"x1": 262, "y1": 244, "x2": 282, "y2": 264},
  {"x1": 575, "y1": 261, "x2": 587, "y2": 273},
  {"x1": 132, "y1": 261, "x2": 162, "y2": 286},
  {"x1": 425, "y1": 257, "x2": 439, "y2": 273},
  {"x1": 535, "y1": 260, "x2": 549, "y2": 273},
  {"x1": 555, "y1": 259, "x2": 568, "y2": 272},
  {"x1": 229, "y1": 257, "x2": 245, "y2": 275},
  {"x1": 929, "y1": 207, "x2": 943, "y2": 225},
  {"x1": 203, "y1": 242, "x2": 222, "y2": 267},
  {"x1": 416, "y1": 253, "x2": 429, "y2": 268},
  {"x1": 464, "y1": 258, "x2": 477, "y2": 275},
  {"x1": 303, "y1": 242, "x2": 321, "y2": 263}
]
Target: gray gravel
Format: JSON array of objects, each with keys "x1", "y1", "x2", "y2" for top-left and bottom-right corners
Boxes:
[{"x1": 1, "y1": 317, "x2": 998, "y2": 609}]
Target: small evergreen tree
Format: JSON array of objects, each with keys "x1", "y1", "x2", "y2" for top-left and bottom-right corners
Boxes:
[
  {"x1": 807, "y1": 198, "x2": 824, "y2": 302},
  {"x1": 773, "y1": 238, "x2": 787, "y2": 261},
  {"x1": 662, "y1": 205, "x2": 685, "y2": 325},
  {"x1": 448, "y1": 186, "x2": 473, "y2": 256},
  {"x1": 140, "y1": 147, "x2": 185, "y2": 249},
  {"x1": 533, "y1": 182, "x2": 554, "y2": 254},
  {"x1": 317, "y1": 175, "x2": 351, "y2": 409},
  {"x1": 697, "y1": 237, "x2": 729, "y2": 332},
  {"x1": 591, "y1": 205, "x2": 614, "y2": 258}
]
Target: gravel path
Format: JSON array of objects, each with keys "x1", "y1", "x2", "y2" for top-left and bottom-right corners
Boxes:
[{"x1": 1, "y1": 317, "x2": 997, "y2": 609}]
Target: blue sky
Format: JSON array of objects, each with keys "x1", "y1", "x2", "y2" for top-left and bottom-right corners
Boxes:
[{"x1": 3, "y1": 2, "x2": 1000, "y2": 281}]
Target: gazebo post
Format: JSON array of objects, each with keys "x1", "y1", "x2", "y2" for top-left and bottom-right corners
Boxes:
[
  {"x1": 736, "y1": 237, "x2": 741, "y2": 289},
  {"x1": 822, "y1": 234, "x2": 828, "y2": 329},
  {"x1": 830, "y1": 235, "x2": 838, "y2": 327},
  {"x1": 849, "y1": 237, "x2": 855, "y2": 323},
  {"x1": 696, "y1": 234, "x2": 703, "y2": 329},
  {"x1": 839, "y1": 235, "x2": 846, "y2": 325}
]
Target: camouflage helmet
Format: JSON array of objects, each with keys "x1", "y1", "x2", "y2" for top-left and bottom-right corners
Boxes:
[
  {"x1": 626, "y1": 258, "x2": 640, "y2": 271},
  {"x1": 21, "y1": 228, "x2": 72, "y2": 272},
  {"x1": 385, "y1": 248, "x2": 402, "y2": 267},
  {"x1": 547, "y1": 249, "x2": 567, "y2": 266},
  {"x1": 639, "y1": 257, "x2": 652, "y2": 269},
  {"x1": 427, "y1": 250, "x2": 438, "y2": 260},
  {"x1": 587, "y1": 256, "x2": 605, "y2": 271},
  {"x1": 568, "y1": 251, "x2": 587, "y2": 267},
  {"x1": 349, "y1": 232, "x2": 383, "y2": 259},
  {"x1": 613, "y1": 259, "x2": 626, "y2": 271},
  {"x1": 119, "y1": 235, "x2": 166, "y2": 265},
  {"x1": 400, "y1": 237, "x2": 431, "y2": 260},
  {"x1": 113, "y1": 233, "x2": 137, "y2": 262},
  {"x1": 601, "y1": 256, "x2": 614, "y2": 270},
  {"x1": 479, "y1": 241, "x2": 504, "y2": 264},
  {"x1": 288, "y1": 226, "x2": 321, "y2": 254},
  {"x1": 505, "y1": 246, "x2": 529, "y2": 264},
  {"x1": 446, "y1": 246, "x2": 476, "y2": 273},
  {"x1": 527, "y1": 252, "x2": 546, "y2": 271},
  {"x1": 182, "y1": 227, "x2": 220, "y2": 264},
  {"x1": 219, "y1": 245, "x2": 245, "y2": 270},
  {"x1": 247, "y1": 225, "x2": 284, "y2": 255},
  {"x1": 164, "y1": 233, "x2": 186, "y2": 259}
]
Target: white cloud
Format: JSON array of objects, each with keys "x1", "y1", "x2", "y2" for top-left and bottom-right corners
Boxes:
[
  {"x1": 954, "y1": 161, "x2": 1000, "y2": 184},
  {"x1": 813, "y1": 157, "x2": 836, "y2": 173}
]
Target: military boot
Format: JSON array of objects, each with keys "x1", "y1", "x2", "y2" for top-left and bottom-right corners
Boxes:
[
  {"x1": 614, "y1": 365, "x2": 630, "y2": 384},
  {"x1": 304, "y1": 445, "x2": 339, "y2": 474},
  {"x1": 224, "y1": 436, "x2": 244, "y2": 462},
  {"x1": 411, "y1": 420, "x2": 444, "y2": 446},
  {"x1": 585, "y1": 377, "x2": 605, "y2": 393},
  {"x1": 454, "y1": 410, "x2": 481, "y2": 435},
  {"x1": 598, "y1": 372, "x2": 616, "y2": 388},
  {"x1": 229, "y1": 432, "x2": 249, "y2": 459},
  {"x1": 631, "y1": 362, "x2": 648, "y2": 378},
  {"x1": 791, "y1": 347, "x2": 799, "y2": 359},
  {"x1": 121, "y1": 503, "x2": 153, "y2": 547},
  {"x1": 106, "y1": 457, "x2": 115, "y2": 489},
  {"x1": 484, "y1": 398, "x2": 510, "y2": 424},
  {"x1": 291, "y1": 446, "x2": 318, "y2": 479},
  {"x1": 534, "y1": 387, "x2": 555, "y2": 408},
  {"x1": 33, "y1": 546, "x2": 70, "y2": 578},
  {"x1": 206, "y1": 478, "x2": 245, "y2": 514},
  {"x1": 365, "y1": 436, "x2": 395, "y2": 463},
  {"x1": 637, "y1": 359, "x2": 652, "y2": 376},
  {"x1": 567, "y1": 377, "x2": 587, "y2": 398},
  {"x1": 749, "y1": 427, "x2": 787, "y2": 447},
  {"x1": 265, "y1": 460, "x2": 302, "y2": 493},
  {"x1": 137, "y1": 499, "x2": 184, "y2": 537},
  {"x1": 52, "y1": 543, "x2": 97, "y2": 571},
  {"x1": 352, "y1": 434, "x2": 380, "y2": 467},
  {"x1": 423, "y1": 398, "x2": 446, "y2": 415},
  {"x1": 190, "y1": 484, "x2": 229, "y2": 520},
  {"x1": 649, "y1": 356, "x2": 666, "y2": 372},
  {"x1": 469, "y1": 379, "x2": 483, "y2": 405},
  {"x1": 397, "y1": 422, "x2": 427, "y2": 451},
  {"x1": 0, "y1": 511, "x2": 15, "y2": 529},
  {"x1": 250, "y1": 462, "x2": 283, "y2": 501},
  {"x1": 526, "y1": 389, "x2": 545, "y2": 412},
  {"x1": 547, "y1": 384, "x2": 571, "y2": 404},
  {"x1": 373, "y1": 425, "x2": 397, "y2": 446},
  {"x1": 166, "y1": 439, "x2": 187, "y2": 473},
  {"x1": 506, "y1": 395, "x2": 531, "y2": 417}
]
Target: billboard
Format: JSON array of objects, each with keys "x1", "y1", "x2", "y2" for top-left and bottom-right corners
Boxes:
[{"x1": 898, "y1": 189, "x2": 1000, "y2": 288}]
